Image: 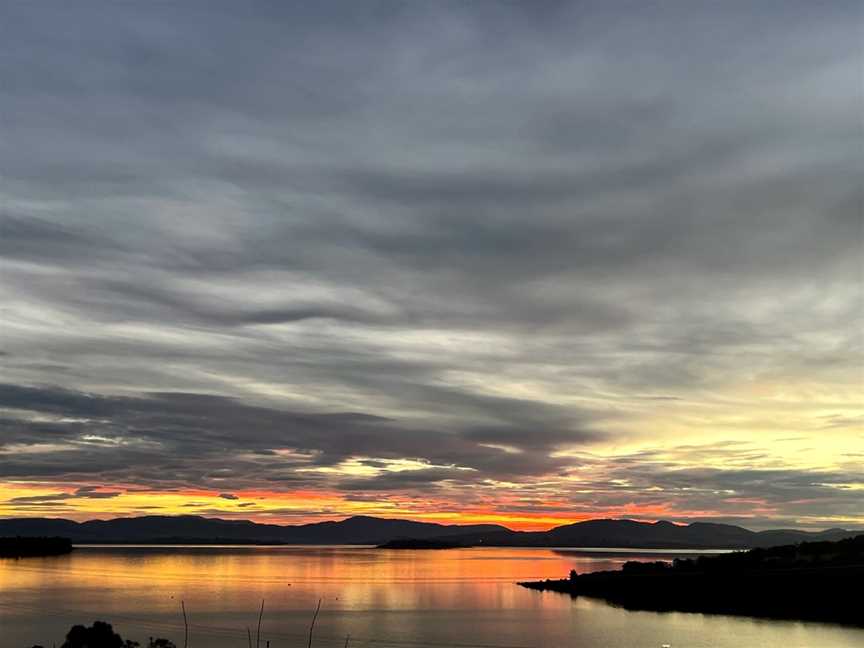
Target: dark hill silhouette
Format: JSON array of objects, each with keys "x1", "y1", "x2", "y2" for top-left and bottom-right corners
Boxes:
[
  {"x1": 0, "y1": 515, "x2": 508, "y2": 545},
  {"x1": 0, "y1": 515, "x2": 857, "y2": 548},
  {"x1": 437, "y1": 518, "x2": 856, "y2": 549}
]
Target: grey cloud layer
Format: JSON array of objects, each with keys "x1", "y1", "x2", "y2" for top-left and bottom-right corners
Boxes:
[
  {"x1": 1, "y1": 1, "x2": 861, "y2": 521},
  {"x1": 0, "y1": 383, "x2": 596, "y2": 488},
  {"x1": 3, "y1": 383, "x2": 860, "y2": 529}
]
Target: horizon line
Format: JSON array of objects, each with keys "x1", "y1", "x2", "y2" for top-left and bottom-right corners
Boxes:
[{"x1": 2, "y1": 512, "x2": 858, "y2": 534}]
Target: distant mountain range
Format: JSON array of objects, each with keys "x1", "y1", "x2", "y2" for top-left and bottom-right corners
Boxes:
[
  {"x1": 0, "y1": 515, "x2": 507, "y2": 546},
  {"x1": 0, "y1": 515, "x2": 857, "y2": 549}
]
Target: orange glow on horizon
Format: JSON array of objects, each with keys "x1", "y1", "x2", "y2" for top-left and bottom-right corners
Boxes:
[{"x1": 0, "y1": 482, "x2": 753, "y2": 531}]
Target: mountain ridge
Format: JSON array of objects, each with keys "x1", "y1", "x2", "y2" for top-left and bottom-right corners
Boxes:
[{"x1": 1, "y1": 514, "x2": 858, "y2": 548}]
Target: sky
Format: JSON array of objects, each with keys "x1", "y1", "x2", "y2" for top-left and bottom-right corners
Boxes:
[{"x1": 0, "y1": 1, "x2": 862, "y2": 531}]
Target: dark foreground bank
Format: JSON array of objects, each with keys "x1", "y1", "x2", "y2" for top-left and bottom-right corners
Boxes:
[
  {"x1": 0, "y1": 536, "x2": 73, "y2": 558},
  {"x1": 520, "y1": 534, "x2": 864, "y2": 626}
]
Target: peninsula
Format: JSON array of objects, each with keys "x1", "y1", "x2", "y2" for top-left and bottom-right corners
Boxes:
[{"x1": 519, "y1": 534, "x2": 864, "y2": 626}]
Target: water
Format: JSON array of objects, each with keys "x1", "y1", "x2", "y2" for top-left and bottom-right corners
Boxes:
[{"x1": 1, "y1": 545, "x2": 861, "y2": 648}]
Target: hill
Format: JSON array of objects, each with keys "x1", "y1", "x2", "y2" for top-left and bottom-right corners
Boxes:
[
  {"x1": 0, "y1": 515, "x2": 507, "y2": 545},
  {"x1": 0, "y1": 515, "x2": 857, "y2": 548},
  {"x1": 431, "y1": 518, "x2": 855, "y2": 549}
]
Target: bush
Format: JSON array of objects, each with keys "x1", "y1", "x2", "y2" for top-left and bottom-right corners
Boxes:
[{"x1": 29, "y1": 621, "x2": 177, "y2": 648}]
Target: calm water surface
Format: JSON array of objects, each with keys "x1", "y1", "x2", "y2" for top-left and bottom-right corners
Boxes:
[{"x1": 1, "y1": 546, "x2": 861, "y2": 648}]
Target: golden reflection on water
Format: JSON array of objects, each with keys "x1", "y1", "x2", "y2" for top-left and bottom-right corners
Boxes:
[
  {"x1": 1, "y1": 546, "x2": 587, "y2": 615},
  {"x1": 2, "y1": 546, "x2": 863, "y2": 648}
]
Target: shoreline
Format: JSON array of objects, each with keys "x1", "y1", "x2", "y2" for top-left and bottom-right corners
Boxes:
[
  {"x1": 0, "y1": 537, "x2": 73, "y2": 558},
  {"x1": 520, "y1": 535, "x2": 864, "y2": 627},
  {"x1": 520, "y1": 567, "x2": 864, "y2": 627}
]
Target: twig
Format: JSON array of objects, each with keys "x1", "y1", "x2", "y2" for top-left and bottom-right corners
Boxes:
[
  {"x1": 344, "y1": 634, "x2": 351, "y2": 647},
  {"x1": 307, "y1": 598, "x2": 322, "y2": 648},
  {"x1": 246, "y1": 626, "x2": 252, "y2": 648},
  {"x1": 256, "y1": 599, "x2": 264, "y2": 648},
  {"x1": 181, "y1": 600, "x2": 188, "y2": 648}
]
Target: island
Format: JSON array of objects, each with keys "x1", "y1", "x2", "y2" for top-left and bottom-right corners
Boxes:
[
  {"x1": 519, "y1": 534, "x2": 864, "y2": 626},
  {"x1": 0, "y1": 536, "x2": 73, "y2": 558},
  {"x1": 377, "y1": 538, "x2": 467, "y2": 549}
]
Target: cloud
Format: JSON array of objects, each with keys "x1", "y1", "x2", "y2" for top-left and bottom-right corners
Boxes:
[
  {"x1": 9, "y1": 486, "x2": 121, "y2": 503},
  {"x1": 9, "y1": 493, "x2": 72, "y2": 504},
  {"x1": 73, "y1": 486, "x2": 123, "y2": 499},
  {"x1": 218, "y1": 493, "x2": 239, "y2": 500},
  {"x1": 337, "y1": 467, "x2": 472, "y2": 492},
  {"x1": 0, "y1": 383, "x2": 600, "y2": 491},
  {"x1": 0, "y1": 1, "x2": 860, "y2": 526}
]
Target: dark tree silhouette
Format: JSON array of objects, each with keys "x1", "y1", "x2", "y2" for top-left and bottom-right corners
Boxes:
[
  {"x1": 60, "y1": 622, "x2": 135, "y2": 648},
  {"x1": 46, "y1": 621, "x2": 176, "y2": 648},
  {"x1": 147, "y1": 640, "x2": 177, "y2": 648}
]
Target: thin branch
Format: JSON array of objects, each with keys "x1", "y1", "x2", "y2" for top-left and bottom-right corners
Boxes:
[
  {"x1": 344, "y1": 634, "x2": 351, "y2": 648},
  {"x1": 246, "y1": 626, "x2": 252, "y2": 648},
  {"x1": 180, "y1": 600, "x2": 188, "y2": 648},
  {"x1": 307, "y1": 598, "x2": 322, "y2": 648},
  {"x1": 256, "y1": 598, "x2": 264, "y2": 648}
]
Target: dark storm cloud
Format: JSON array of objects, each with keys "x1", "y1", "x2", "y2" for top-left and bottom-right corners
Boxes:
[
  {"x1": 0, "y1": 383, "x2": 599, "y2": 489},
  {"x1": 9, "y1": 487, "x2": 122, "y2": 503},
  {"x1": 9, "y1": 493, "x2": 72, "y2": 504},
  {"x1": 337, "y1": 467, "x2": 471, "y2": 492},
  {"x1": 0, "y1": 1, "x2": 861, "y2": 523}
]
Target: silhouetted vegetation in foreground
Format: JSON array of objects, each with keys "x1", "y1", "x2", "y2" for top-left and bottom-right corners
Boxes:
[
  {"x1": 26, "y1": 598, "x2": 327, "y2": 648},
  {"x1": 0, "y1": 536, "x2": 73, "y2": 558},
  {"x1": 519, "y1": 534, "x2": 864, "y2": 626},
  {"x1": 26, "y1": 621, "x2": 175, "y2": 648}
]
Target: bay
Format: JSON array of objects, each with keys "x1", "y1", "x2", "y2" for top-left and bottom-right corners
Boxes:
[{"x1": 1, "y1": 546, "x2": 861, "y2": 648}]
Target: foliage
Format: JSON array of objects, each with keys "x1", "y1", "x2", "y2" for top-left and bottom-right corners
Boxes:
[{"x1": 26, "y1": 621, "x2": 177, "y2": 648}]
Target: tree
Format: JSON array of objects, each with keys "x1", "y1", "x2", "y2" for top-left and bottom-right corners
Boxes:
[
  {"x1": 147, "y1": 640, "x2": 177, "y2": 648},
  {"x1": 60, "y1": 621, "x2": 136, "y2": 648},
  {"x1": 33, "y1": 621, "x2": 176, "y2": 648}
]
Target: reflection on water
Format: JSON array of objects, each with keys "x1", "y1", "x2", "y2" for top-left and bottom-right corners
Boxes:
[{"x1": 1, "y1": 546, "x2": 862, "y2": 647}]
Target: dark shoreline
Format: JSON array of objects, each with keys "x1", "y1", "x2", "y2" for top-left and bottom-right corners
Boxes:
[
  {"x1": 519, "y1": 535, "x2": 864, "y2": 627},
  {"x1": 376, "y1": 538, "x2": 467, "y2": 549},
  {"x1": 0, "y1": 536, "x2": 73, "y2": 558}
]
